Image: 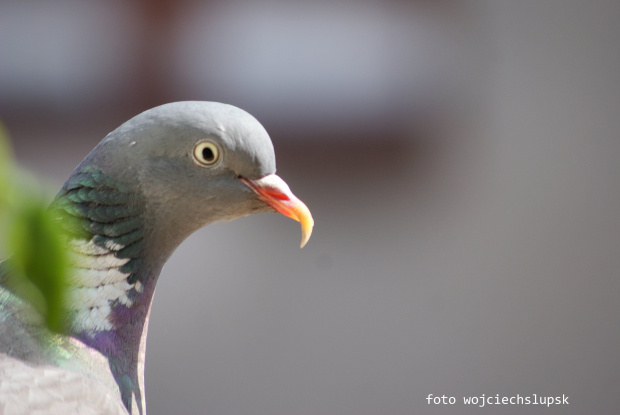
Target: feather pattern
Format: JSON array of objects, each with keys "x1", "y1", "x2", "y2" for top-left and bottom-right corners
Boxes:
[
  {"x1": 0, "y1": 283, "x2": 126, "y2": 414},
  {"x1": 1, "y1": 166, "x2": 149, "y2": 414},
  {"x1": 0, "y1": 356, "x2": 128, "y2": 415},
  {"x1": 52, "y1": 167, "x2": 149, "y2": 413}
]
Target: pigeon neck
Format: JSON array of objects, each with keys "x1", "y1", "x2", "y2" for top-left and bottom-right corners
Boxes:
[
  {"x1": 52, "y1": 167, "x2": 168, "y2": 414},
  {"x1": 60, "y1": 227, "x2": 158, "y2": 414}
]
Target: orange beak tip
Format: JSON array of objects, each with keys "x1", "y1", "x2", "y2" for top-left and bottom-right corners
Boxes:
[{"x1": 298, "y1": 206, "x2": 314, "y2": 249}]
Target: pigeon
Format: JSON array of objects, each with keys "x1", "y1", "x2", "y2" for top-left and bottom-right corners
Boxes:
[{"x1": 0, "y1": 101, "x2": 313, "y2": 415}]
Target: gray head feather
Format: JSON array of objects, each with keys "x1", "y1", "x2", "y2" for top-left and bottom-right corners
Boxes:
[{"x1": 76, "y1": 101, "x2": 279, "y2": 261}]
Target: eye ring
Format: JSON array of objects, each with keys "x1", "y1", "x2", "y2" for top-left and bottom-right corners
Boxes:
[{"x1": 193, "y1": 141, "x2": 221, "y2": 166}]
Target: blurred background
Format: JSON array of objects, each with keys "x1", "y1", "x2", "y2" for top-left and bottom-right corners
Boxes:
[{"x1": 2, "y1": 0, "x2": 619, "y2": 414}]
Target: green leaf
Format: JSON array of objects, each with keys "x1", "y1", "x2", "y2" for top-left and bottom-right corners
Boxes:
[
  {"x1": 7, "y1": 199, "x2": 70, "y2": 333},
  {"x1": 0, "y1": 122, "x2": 71, "y2": 333},
  {"x1": 0, "y1": 121, "x2": 12, "y2": 207}
]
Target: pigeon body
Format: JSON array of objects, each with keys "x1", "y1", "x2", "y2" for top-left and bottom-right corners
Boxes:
[{"x1": 0, "y1": 102, "x2": 313, "y2": 414}]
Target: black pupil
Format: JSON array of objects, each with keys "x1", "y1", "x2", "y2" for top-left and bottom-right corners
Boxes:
[{"x1": 202, "y1": 146, "x2": 214, "y2": 161}]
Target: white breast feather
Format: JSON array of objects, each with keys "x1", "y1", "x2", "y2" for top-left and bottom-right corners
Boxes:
[
  {"x1": 69, "y1": 252, "x2": 130, "y2": 270},
  {"x1": 69, "y1": 268, "x2": 131, "y2": 288},
  {"x1": 64, "y1": 237, "x2": 139, "y2": 333}
]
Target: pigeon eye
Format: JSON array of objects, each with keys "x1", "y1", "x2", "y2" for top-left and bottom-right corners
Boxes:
[{"x1": 193, "y1": 141, "x2": 221, "y2": 166}]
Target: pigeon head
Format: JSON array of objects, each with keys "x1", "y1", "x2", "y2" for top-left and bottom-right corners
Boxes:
[
  {"x1": 1, "y1": 102, "x2": 313, "y2": 415},
  {"x1": 75, "y1": 101, "x2": 313, "y2": 259}
]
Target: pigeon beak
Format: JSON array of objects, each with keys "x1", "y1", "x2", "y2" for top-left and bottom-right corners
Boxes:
[{"x1": 241, "y1": 174, "x2": 314, "y2": 248}]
